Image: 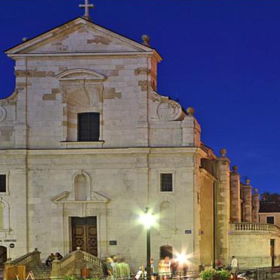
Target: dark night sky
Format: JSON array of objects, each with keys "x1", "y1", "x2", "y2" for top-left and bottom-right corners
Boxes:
[{"x1": 0, "y1": 0, "x2": 280, "y2": 194}]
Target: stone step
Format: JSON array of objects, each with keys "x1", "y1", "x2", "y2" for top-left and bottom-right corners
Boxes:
[{"x1": 32, "y1": 265, "x2": 52, "y2": 280}]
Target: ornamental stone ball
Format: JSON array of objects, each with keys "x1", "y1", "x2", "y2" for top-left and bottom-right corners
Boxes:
[
  {"x1": 219, "y1": 148, "x2": 227, "y2": 157},
  {"x1": 186, "y1": 107, "x2": 195, "y2": 116},
  {"x1": 142, "y1": 35, "x2": 150, "y2": 46},
  {"x1": 232, "y1": 165, "x2": 238, "y2": 172},
  {"x1": 245, "y1": 178, "x2": 251, "y2": 185}
]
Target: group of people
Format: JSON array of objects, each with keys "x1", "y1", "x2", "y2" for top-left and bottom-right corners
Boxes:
[
  {"x1": 45, "y1": 252, "x2": 63, "y2": 266},
  {"x1": 139, "y1": 256, "x2": 188, "y2": 280},
  {"x1": 105, "y1": 255, "x2": 131, "y2": 279}
]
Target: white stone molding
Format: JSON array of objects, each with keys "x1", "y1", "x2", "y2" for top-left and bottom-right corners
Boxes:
[
  {"x1": 157, "y1": 169, "x2": 176, "y2": 194},
  {"x1": 57, "y1": 68, "x2": 107, "y2": 82},
  {"x1": 0, "y1": 106, "x2": 7, "y2": 123},
  {"x1": 72, "y1": 171, "x2": 92, "y2": 201},
  {"x1": 58, "y1": 69, "x2": 105, "y2": 142},
  {"x1": 158, "y1": 199, "x2": 177, "y2": 236},
  {"x1": 151, "y1": 91, "x2": 185, "y2": 121},
  {"x1": 0, "y1": 198, "x2": 10, "y2": 231}
]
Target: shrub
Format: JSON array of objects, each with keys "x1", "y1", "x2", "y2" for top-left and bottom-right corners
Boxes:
[{"x1": 201, "y1": 268, "x2": 230, "y2": 280}]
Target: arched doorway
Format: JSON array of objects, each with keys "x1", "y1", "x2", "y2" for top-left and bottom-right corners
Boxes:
[
  {"x1": 160, "y1": 245, "x2": 173, "y2": 259},
  {"x1": 0, "y1": 246, "x2": 7, "y2": 266}
]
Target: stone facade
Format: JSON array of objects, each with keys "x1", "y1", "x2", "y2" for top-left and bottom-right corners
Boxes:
[{"x1": 0, "y1": 15, "x2": 279, "y2": 271}]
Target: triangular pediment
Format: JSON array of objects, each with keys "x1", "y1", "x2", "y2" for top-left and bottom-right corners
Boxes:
[
  {"x1": 51, "y1": 191, "x2": 110, "y2": 204},
  {"x1": 6, "y1": 17, "x2": 161, "y2": 59}
]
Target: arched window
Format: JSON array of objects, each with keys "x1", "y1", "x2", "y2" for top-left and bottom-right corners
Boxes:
[
  {"x1": 74, "y1": 174, "x2": 88, "y2": 201},
  {"x1": 0, "y1": 199, "x2": 10, "y2": 230},
  {"x1": 0, "y1": 203, "x2": 4, "y2": 229},
  {"x1": 160, "y1": 201, "x2": 173, "y2": 231}
]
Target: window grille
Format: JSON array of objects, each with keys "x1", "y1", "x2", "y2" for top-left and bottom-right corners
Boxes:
[
  {"x1": 78, "y1": 113, "x2": 100, "y2": 141},
  {"x1": 0, "y1": 175, "x2": 6, "y2": 193},
  {"x1": 267, "y1": 216, "x2": 274, "y2": 224},
  {"x1": 160, "y1": 174, "x2": 173, "y2": 192}
]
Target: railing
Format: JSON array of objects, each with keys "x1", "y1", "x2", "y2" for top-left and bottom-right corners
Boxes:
[
  {"x1": 230, "y1": 222, "x2": 280, "y2": 234},
  {"x1": 238, "y1": 266, "x2": 280, "y2": 280},
  {"x1": 51, "y1": 248, "x2": 103, "y2": 279},
  {"x1": 5, "y1": 248, "x2": 41, "y2": 280}
]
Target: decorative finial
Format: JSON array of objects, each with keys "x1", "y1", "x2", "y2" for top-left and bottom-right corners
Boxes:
[
  {"x1": 245, "y1": 178, "x2": 250, "y2": 185},
  {"x1": 79, "y1": 0, "x2": 94, "y2": 21},
  {"x1": 219, "y1": 148, "x2": 227, "y2": 157},
  {"x1": 254, "y1": 188, "x2": 258, "y2": 194},
  {"x1": 142, "y1": 35, "x2": 150, "y2": 46},
  {"x1": 22, "y1": 37, "x2": 28, "y2": 42},
  {"x1": 232, "y1": 165, "x2": 238, "y2": 173},
  {"x1": 187, "y1": 107, "x2": 195, "y2": 116}
]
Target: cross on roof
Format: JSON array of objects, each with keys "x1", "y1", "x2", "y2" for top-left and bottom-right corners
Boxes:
[{"x1": 79, "y1": 0, "x2": 94, "y2": 21}]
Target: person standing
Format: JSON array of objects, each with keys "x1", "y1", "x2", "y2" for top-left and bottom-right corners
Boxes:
[
  {"x1": 163, "y1": 256, "x2": 171, "y2": 279},
  {"x1": 231, "y1": 256, "x2": 238, "y2": 279},
  {"x1": 106, "y1": 258, "x2": 114, "y2": 280}
]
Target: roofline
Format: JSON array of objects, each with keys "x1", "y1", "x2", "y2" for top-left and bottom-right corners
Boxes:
[
  {"x1": 7, "y1": 51, "x2": 158, "y2": 59},
  {"x1": 5, "y1": 17, "x2": 163, "y2": 61},
  {"x1": 259, "y1": 212, "x2": 280, "y2": 214}
]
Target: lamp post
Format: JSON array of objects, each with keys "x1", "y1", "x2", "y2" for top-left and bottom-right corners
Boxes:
[{"x1": 140, "y1": 207, "x2": 155, "y2": 280}]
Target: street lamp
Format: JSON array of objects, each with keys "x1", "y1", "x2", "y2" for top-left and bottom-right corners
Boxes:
[{"x1": 140, "y1": 207, "x2": 155, "y2": 280}]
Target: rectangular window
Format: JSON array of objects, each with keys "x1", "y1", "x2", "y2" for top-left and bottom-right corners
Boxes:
[
  {"x1": 0, "y1": 175, "x2": 6, "y2": 193},
  {"x1": 267, "y1": 216, "x2": 274, "y2": 224},
  {"x1": 78, "y1": 113, "x2": 100, "y2": 142},
  {"x1": 160, "y1": 174, "x2": 173, "y2": 192}
]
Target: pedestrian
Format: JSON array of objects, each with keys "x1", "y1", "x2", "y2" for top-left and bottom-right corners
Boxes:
[
  {"x1": 158, "y1": 259, "x2": 165, "y2": 280},
  {"x1": 46, "y1": 253, "x2": 55, "y2": 267},
  {"x1": 231, "y1": 256, "x2": 238, "y2": 279},
  {"x1": 171, "y1": 259, "x2": 179, "y2": 277},
  {"x1": 55, "y1": 252, "x2": 63, "y2": 260},
  {"x1": 106, "y1": 257, "x2": 115, "y2": 280},
  {"x1": 150, "y1": 258, "x2": 157, "y2": 280}
]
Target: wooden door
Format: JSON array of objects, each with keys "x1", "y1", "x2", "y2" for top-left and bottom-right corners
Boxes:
[
  {"x1": 0, "y1": 246, "x2": 7, "y2": 267},
  {"x1": 71, "y1": 217, "x2": 98, "y2": 256}
]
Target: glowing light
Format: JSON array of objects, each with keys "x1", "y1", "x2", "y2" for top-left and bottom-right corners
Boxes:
[
  {"x1": 177, "y1": 253, "x2": 188, "y2": 264},
  {"x1": 139, "y1": 208, "x2": 156, "y2": 229}
]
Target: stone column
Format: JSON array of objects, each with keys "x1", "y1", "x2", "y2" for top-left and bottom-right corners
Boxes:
[
  {"x1": 215, "y1": 148, "x2": 231, "y2": 264},
  {"x1": 230, "y1": 166, "x2": 241, "y2": 222},
  {"x1": 241, "y1": 179, "x2": 252, "y2": 222},
  {"x1": 252, "y1": 188, "x2": 260, "y2": 223}
]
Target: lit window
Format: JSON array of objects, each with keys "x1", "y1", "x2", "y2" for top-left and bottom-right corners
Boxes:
[
  {"x1": 160, "y1": 174, "x2": 173, "y2": 192},
  {"x1": 78, "y1": 113, "x2": 100, "y2": 142}
]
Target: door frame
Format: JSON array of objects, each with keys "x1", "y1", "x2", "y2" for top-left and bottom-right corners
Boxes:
[{"x1": 71, "y1": 216, "x2": 98, "y2": 255}]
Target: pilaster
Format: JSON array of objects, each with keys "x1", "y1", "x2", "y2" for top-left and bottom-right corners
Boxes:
[
  {"x1": 241, "y1": 179, "x2": 252, "y2": 222},
  {"x1": 230, "y1": 166, "x2": 241, "y2": 222},
  {"x1": 252, "y1": 188, "x2": 260, "y2": 223},
  {"x1": 215, "y1": 148, "x2": 230, "y2": 264}
]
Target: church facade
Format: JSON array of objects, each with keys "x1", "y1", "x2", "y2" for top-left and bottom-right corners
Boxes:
[{"x1": 0, "y1": 10, "x2": 279, "y2": 271}]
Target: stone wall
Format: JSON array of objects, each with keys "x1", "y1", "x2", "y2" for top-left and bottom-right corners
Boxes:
[
  {"x1": 229, "y1": 228, "x2": 280, "y2": 268},
  {"x1": 0, "y1": 148, "x2": 202, "y2": 271}
]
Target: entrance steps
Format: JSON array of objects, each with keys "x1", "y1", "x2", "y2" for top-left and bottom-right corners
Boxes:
[
  {"x1": 32, "y1": 264, "x2": 52, "y2": 280},
  {"x1": 4, "y1": 248, "x2": 104, "y2": 280}
]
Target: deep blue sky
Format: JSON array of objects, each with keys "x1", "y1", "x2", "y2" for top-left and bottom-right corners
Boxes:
[{"x1": 1, "y1": 0, "x2": 280, "y2": 194}]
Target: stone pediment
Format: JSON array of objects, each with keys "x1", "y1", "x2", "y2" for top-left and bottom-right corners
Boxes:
[
  {"x1": 51, "y1": 191, "x2": 110, "y2": 204},
  {"x1": 6, "y1": 17, "x2": 160, "y2": 58}
]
